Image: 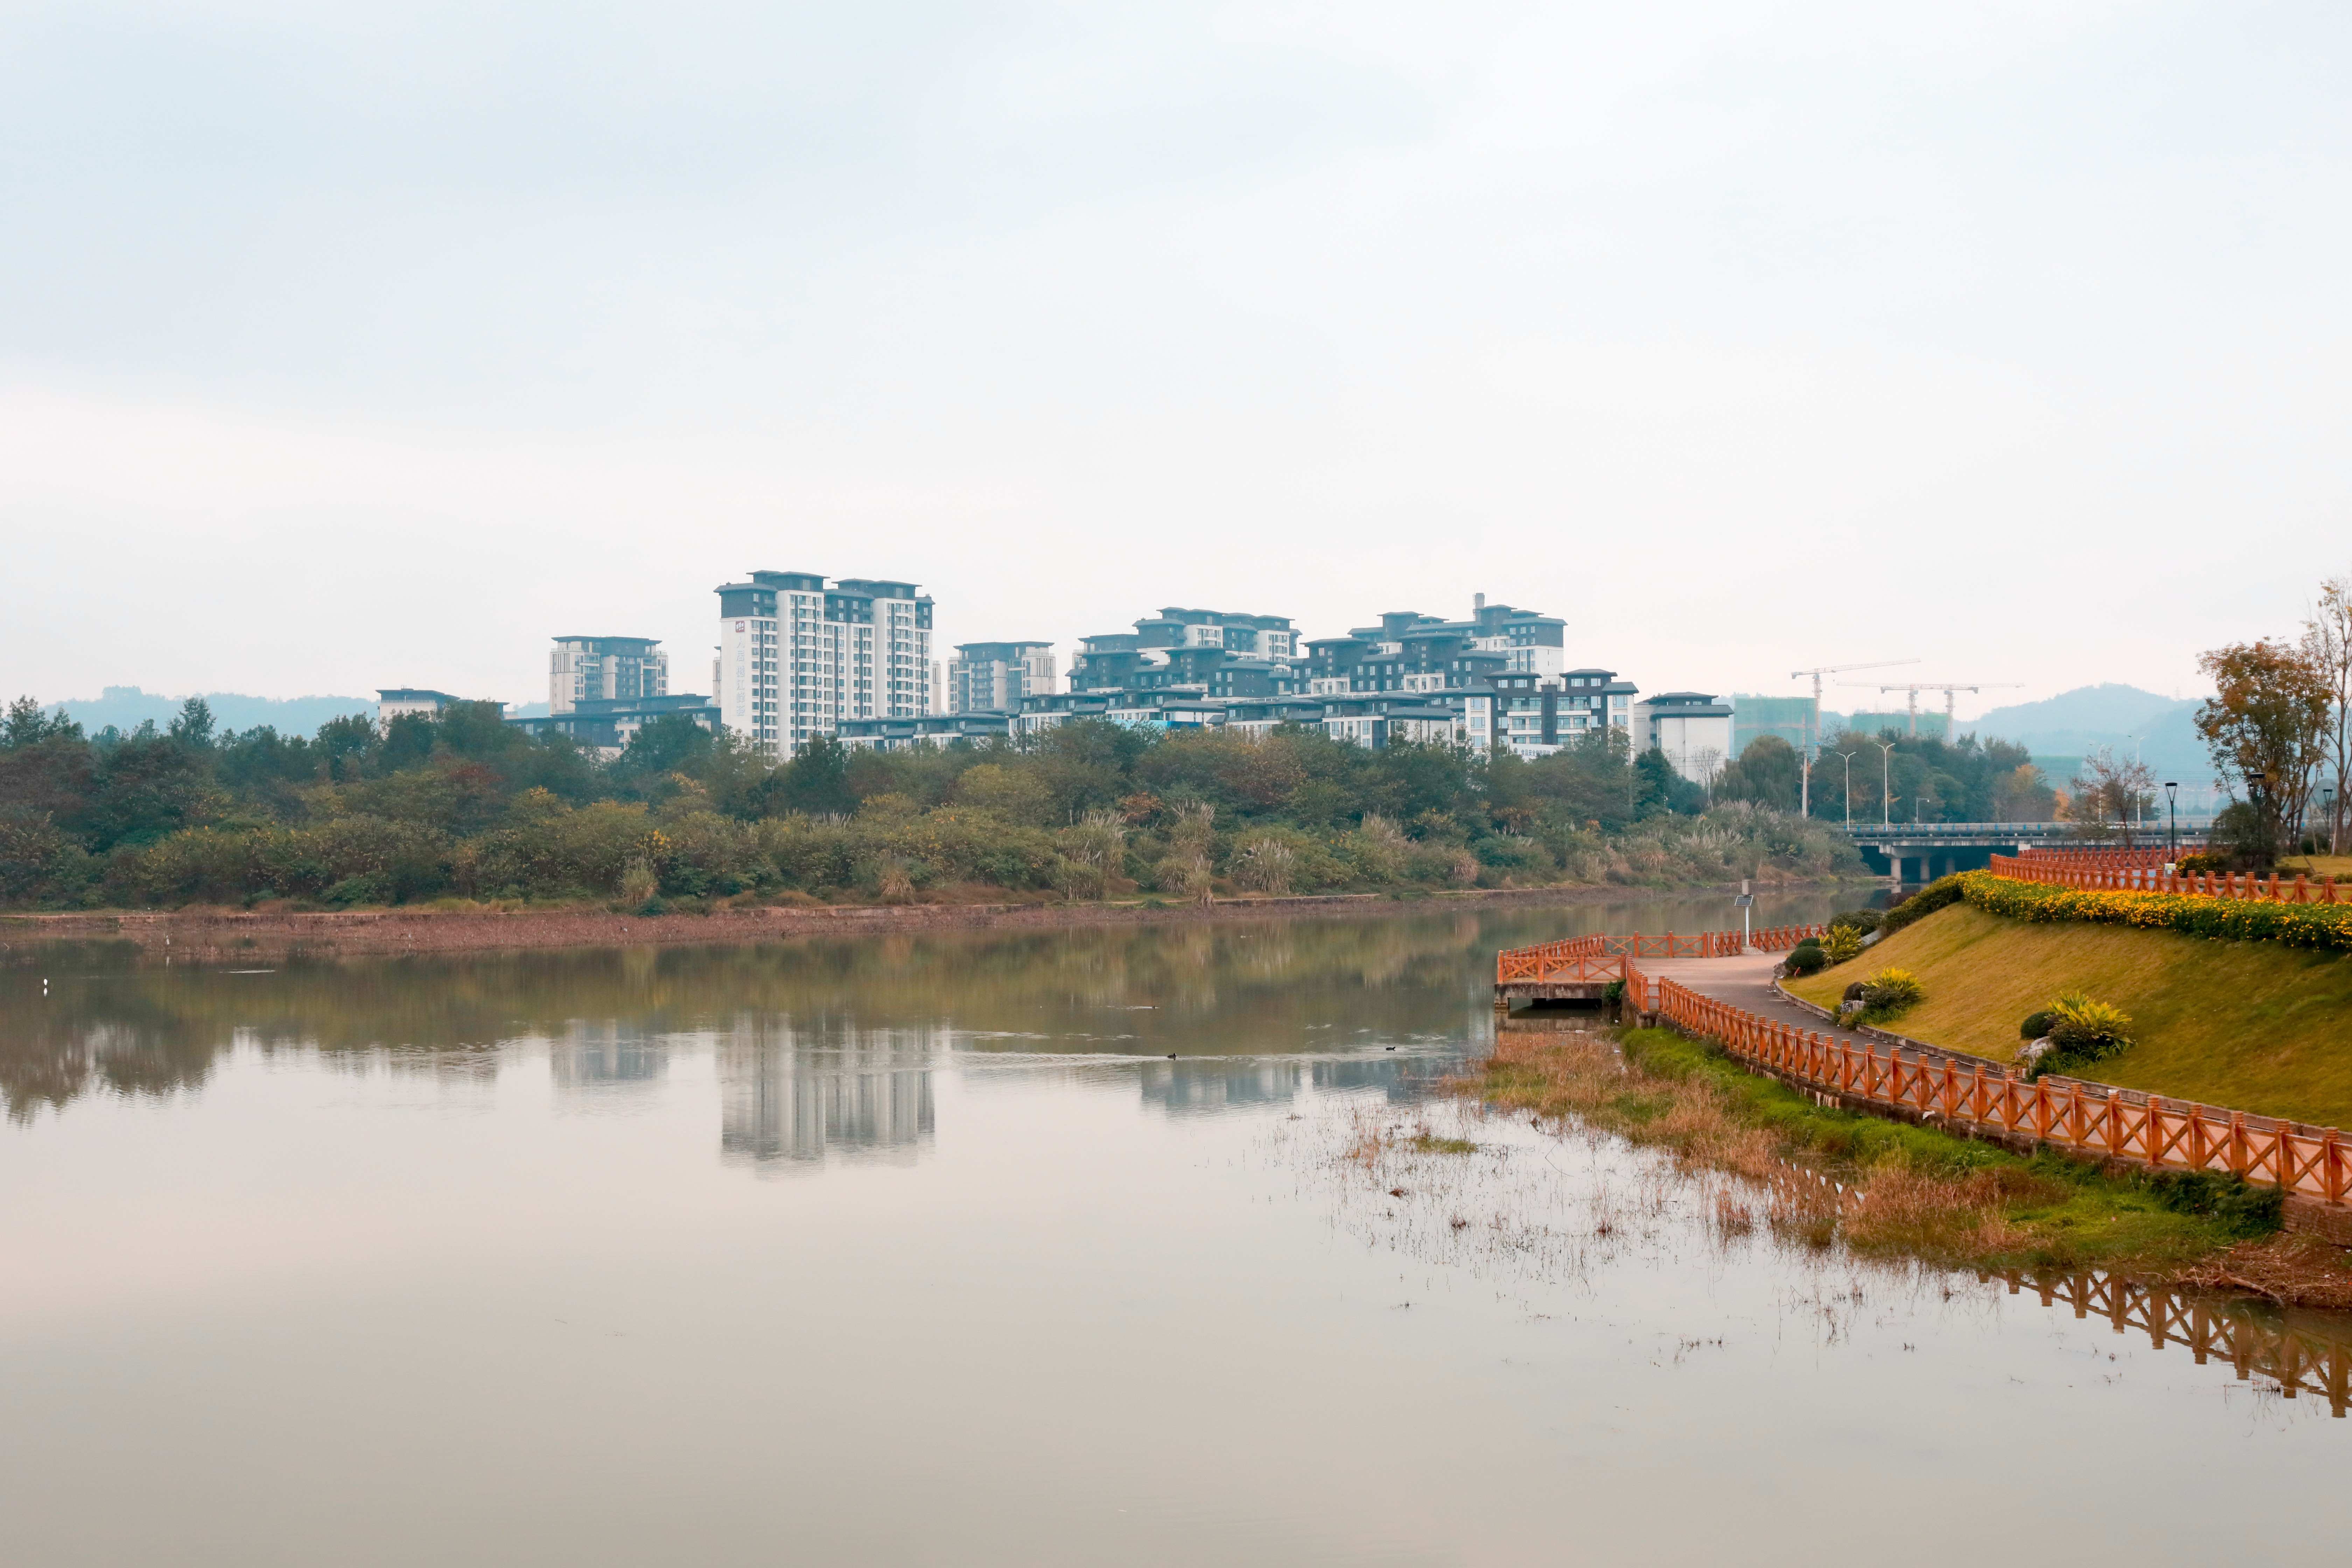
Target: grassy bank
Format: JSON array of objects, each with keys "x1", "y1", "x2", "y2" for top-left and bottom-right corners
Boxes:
[
  {"x1": 1785, "y1": 903, "x2": 2352, "y2": 1128},
  {"x1": 1478, "y1": 1025, "x2": 2352, "y2": 1306}
]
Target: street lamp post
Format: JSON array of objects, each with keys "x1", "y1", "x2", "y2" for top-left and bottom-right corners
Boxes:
[
  {"x1": 1871, "y1": 742, "x2": 1895, "y2": 826},
  {"x1": 2325, "y1": 784, "x2": 2340, "y2": 857},
  {"x1": 2164, "y1": 780, "x2": 2178, "y2": 865},
  {"x1": 1833, "y1": 750, "x2": 1857, "y2": 828}
]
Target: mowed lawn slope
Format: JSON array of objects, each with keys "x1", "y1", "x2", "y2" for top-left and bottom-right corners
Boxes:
[{"x1": 1785, "y1": 905, "x2": 2352, "y2": 1129}]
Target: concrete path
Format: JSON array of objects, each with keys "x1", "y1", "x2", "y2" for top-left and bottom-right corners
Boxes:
[
  {"x1": 1638, "y1": 950, "x2": 1828, "y2": 1032},
  {"x1": 1638, "y1": 951, "x2": 2014, "y2": 1075}
]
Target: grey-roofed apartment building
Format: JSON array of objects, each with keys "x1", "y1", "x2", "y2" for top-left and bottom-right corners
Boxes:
[
  {"x1": 550, "y1": 636, "x2": 668, "y2": 715},
  {"x1": 1069, "y1": 607, "x2": 1298, "y2": 692},
  {"x1": 947, "y1": 641, "x2": 1056, "y2": 714},
  {"x1": 716, "y1": 571, "x2": 934, "y2": 758}
]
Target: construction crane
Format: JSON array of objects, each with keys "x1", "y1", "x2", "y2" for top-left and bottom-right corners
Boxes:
[
  {"x1": 1840, "y1": 681, "x2": 2024, "y2": 738},
  {"x1": 1790, "y1": 660, "x2": 1917, "y2": 817}
]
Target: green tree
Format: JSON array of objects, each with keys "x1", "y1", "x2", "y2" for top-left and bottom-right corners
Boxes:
[
  {"x1": 1714, "y1": 736, "x2": 1799, "y2": 811},
  {"x1": 1634, "y1": 747, "x2": 1675, "y2": 818},
  {"x1": 167, "y1": 696, "x2": 217, "y2": 749},
  {"x1": 779, "y1": 735, "x2": 857, "y2": 817}
]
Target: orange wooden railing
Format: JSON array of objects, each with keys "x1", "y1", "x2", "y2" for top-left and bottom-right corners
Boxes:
[
  {"x1": 2018, "y1": 846, "x2": 2174, "y2": 870},
  {"x1": 1988, "y1": 854, "x2": 2342, "y2": 904},
  {"x1": 1601, "y1": 930, "x2": 1749, "y2": 958},
  {"x1": 1746, "y1": 923, "x2": 1827, "y2": 952},
  {"x1": 1642, "y1": 976, "x2": 2350, "y2": 1205},
  {"x1": 1494, "y1": 933, "x2": 1609, "y2": 983},
  {"x1": 1497, "y1": 925, "x2": 1831, "y2": 981}
]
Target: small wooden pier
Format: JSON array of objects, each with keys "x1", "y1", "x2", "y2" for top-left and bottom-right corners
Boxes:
[{"x1": 1492, "y1": 926, "x2": 1823, "y2": 1011}]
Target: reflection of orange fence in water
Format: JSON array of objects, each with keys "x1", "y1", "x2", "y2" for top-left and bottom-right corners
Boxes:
[
  {"x1": 1640, "y1": 976, "x2": 2352, "y2": 1206},
  {"x1": 1987, "y1": 1269, "x2": 2352, "y2": 1417}
]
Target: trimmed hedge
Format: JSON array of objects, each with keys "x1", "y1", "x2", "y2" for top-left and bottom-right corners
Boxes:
[{"x1": 1960, "y1": 870, "x2": 2352, "y2": 953}]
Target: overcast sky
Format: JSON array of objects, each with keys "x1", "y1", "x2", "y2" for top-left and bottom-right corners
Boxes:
[{"x1": 5, "y1": 1, "x2": 2347, "y2": 716}]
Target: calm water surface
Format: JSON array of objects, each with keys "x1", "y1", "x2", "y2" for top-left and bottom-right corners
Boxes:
[{"x1": 4, "y1": 892, "x2": 2347, "y2": 1566}]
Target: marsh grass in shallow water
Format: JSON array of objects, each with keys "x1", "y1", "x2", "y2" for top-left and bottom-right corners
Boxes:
[{"x1": 1409, "y1": 1134, "x2": 1477, "y2": 1155}]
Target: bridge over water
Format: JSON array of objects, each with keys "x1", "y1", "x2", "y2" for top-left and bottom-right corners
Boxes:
[{"x1": 1844, "y1": 819, "x2": 2214, "y2": 881}]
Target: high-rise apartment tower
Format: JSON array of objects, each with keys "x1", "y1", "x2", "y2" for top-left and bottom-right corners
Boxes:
[{"x1": 715, "y1": 572, "x2": 934, "y2": 757}]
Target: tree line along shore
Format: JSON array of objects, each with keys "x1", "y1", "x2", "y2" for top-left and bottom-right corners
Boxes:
[{"x1": 0, "y1": 694, "x2": 1870, "y2": 913}]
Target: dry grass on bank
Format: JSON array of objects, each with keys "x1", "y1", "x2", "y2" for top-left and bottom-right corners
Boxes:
[{"x1": 1474, "y1": 1025, "x2": 2352, "y2": 1302}]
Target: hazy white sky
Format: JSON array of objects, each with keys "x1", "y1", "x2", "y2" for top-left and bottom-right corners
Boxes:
[{"x1": 5, "y1": 1, "x2": 2347, "y2": 715}]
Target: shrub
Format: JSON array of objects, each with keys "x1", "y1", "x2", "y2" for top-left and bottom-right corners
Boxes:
[
  {"x1": 2174, "y1": 853, "x2": 2225, "y2": 874},
  {"x1": 618, "y1": 859, "x2": 660, "y2": 905},
  {"x1": 2019, "y1": 1008, "x2": 2057, "y2": 1040},
  {"x1": 1347, "y1": 813, "x2": 1409, "y2": 884},
  {"x1": 1232, "y1": 834, "x2": 1297, "y2": 894},
  {"x1": 1860, "y1": 967, "x2": 1923, "y2": 1011},
  {"x1": 1848, "y1": 967, "x2": 1923, "y2": 1027},
  {"x1": 1820, "y1": 926, "x2": 1865, "y2": 965},
  {"x1": 1827, "y1": 908, "x2": 1883, "y2": 935},
  {"x1": 2028, "y1": 991, "x2": 2134, "y2": 1079},
  {"x1": 1783, "y1": 945, "x2": 1827, "y2": 975},
  {"x1": 2144, "y1": 1169, "x2": 2283, "y2": 1233},
  {"x1": 323, "y1": 873, "x2": 389, "y2": 906}
]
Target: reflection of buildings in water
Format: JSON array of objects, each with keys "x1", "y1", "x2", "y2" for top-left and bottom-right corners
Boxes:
[
  {"x1": 716, "y1": 1016, "x2": 941, "y2": 1171},
  {"x1": 1135, "y1": 1054, "x2": 1453, "y2": 1116},
  {"x1": 1311, "y1": 1057, "x2": 1447, "y2": 1104},
  {"x1": 548, "y1": 1019, "x2": 669, "y2": 1094},
  {"x1": 1140, "y1": 1059, "x2": 1304, "y2": 1118}
]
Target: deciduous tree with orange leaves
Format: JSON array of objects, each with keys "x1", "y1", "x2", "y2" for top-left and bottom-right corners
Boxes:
[{"x1": 2195, "y1": 639, "x2": 2331, "y2": 863}]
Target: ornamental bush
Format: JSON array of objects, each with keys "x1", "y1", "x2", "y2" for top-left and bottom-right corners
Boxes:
[
  {"x1": 1821, "y1": 926, "x2": 1865, "y2": 964},
  {"x1": 2019, "y1": 1008, "x2": 2057, "y2": 1040},
  {"x1": 2028, "y1": 991, "x2": 2135, "y2": 1080},
  {"x1": 1860, "y1": 967, "x2": 1923, "y2": 1011},
  {"x1": 1784, "y1": 945, "x2": 1827, "y2": 975},
  {"x1": 1959, "y1": 870, "x2": 2352, "y2": 952}
]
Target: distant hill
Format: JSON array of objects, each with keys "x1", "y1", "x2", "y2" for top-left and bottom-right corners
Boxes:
[
  {"x1": 1968, "y1": 684, "x2": 2191, "y2": 738},
  {"x1": 46, "y1": 686, "x2": 374, "y2": 738},
  {"x1": 1960, "y1": 684, "x2": 2219, "y2": 800}
]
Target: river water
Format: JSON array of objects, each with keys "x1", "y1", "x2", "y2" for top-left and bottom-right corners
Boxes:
[{"x1": 3, "y1": 892, "x2": 2346, "y2": 1566}]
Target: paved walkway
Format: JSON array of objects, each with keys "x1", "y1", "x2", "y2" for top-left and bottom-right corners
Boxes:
[
  {"x1": 1639, "y1": 951, "x2": 1828, "y2": 1032},
  {"x1": 1637, "y1": 951, "x2": 2013, "y2": 1074}
]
